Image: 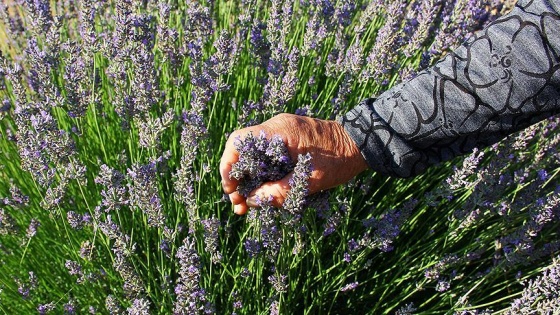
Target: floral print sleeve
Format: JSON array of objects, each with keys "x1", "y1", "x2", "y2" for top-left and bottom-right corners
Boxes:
[{"x1": 341, "y1": 0, "x2": 560, "y2": 178}]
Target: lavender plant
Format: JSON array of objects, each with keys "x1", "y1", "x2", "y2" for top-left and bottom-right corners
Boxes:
[{"x1": 0, "y1": 0, "x2": 558, "y2": 314}]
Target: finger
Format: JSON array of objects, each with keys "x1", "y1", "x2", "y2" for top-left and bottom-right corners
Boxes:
[
  {"x1": 228, "y1": 191, "x2": 245, "y2": 205},
  {"x1": 246, "y1": 172, "x2": 293, "y2": 208},
  {"x1": 219, "y1": 132, "x2": 241, "y2": 194},
  {"x1": 234, "y1": 201, "x2": 249, "y2": 215}
]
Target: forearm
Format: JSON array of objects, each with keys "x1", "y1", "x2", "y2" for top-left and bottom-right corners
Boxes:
[{"x1": 342, "y1": 0, "x2": 560, "y2": 178}]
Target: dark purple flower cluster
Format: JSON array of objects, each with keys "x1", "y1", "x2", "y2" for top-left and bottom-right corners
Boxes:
[
  {"x1": 137, "y1": 109, "x2": 175, "y2": 150},
  {"x1": 401, "y1": 1, "x2": 442, "y2": 58},
  {"x1": 61, "y1": 40, "x2": 94, "y2": 118},
  {"x1": 126, "y1": 298, "x2": 151, "y2": 315},
  {"x1": 2, "y1": 58, "x2": 86, "y2": 211},
  {"x1": 430, "y1": 116, "x2": 560, "y2": 274},
  {"x1": 244, "y1": 237, "x2": 262, "y2": 258},
  {"x1": 395, "y1": 303, "x2": 417, "y2": 315},
  {"x1": 245, "y1": 196, "x2": 283, "y2": 261},
  {"x1": 0, "y1": 1, "x2": 25, "y2": 50},
  {"x1": 112, "y1": 235, "x2": 145, "y2": 300},
  {"x1": 506, "y1": 255, "x2": 560, "y2": 314},
  {"x1": 201, "y1": 216, "x2": 222, "y2": 264},
  {"x1": 283, "y1": 153, "x2": 313, "y2": 220},
  {"x1": 268, "y1": 273, "x2": 288, "y2": 293},
  {"x1": 174, "y1": 237, "x2": 213, "y2": 314},
  {"x1": 95, "y1": 165, "x2": 128, "y2": 213},
  {"x1": 423, "y1": 0, "x2": 502, "y2": 67},
  {"x1": 319, "y1": 196, "x2": 346, "y2": 237},
  {"x1": 4, "y1": 182, "x2": 29, "y2": 207},
  {"x1": 424, "y1": 254, "x2": 461, "y2": 292},
  {"x1": 80, "y1": 240, "x2": 95, "y2": 260},
  {"x1": 65, "y1": 260, "x2": 84, "y2": 283},
  {"x1": 25, "y1": 218, "x2": 40, "y2": 239},
  {"x1": 127, "y1": 161, "x2": 165, "y2": 228},
  {"x1": 94, "y1": 212, "x2": 145, "y2": 300},
  {"x1": 361, "y1": 199, "x2": 418, "y2": 252},
  {"x1": 66, "y1": 211, "x2": 91, "y2": 230},
  {"x1": 174, "y1": 111, "x2": 207, "y2": 232},
  {"x1": 105, "y1": 295, "x2": 122, "y2": 315},
  {"x1": 37, "y1": 302, "x2": 56, "y2": 314},
  {"x1": 15, "y1": 271, "x2": 37, "y2": 299},
  {"x1": 301, "y1": 0, "x2": 341, "y2": 57},
  {"x1": 362, "y1": 0, "x2": 407, "y2": 82},
  {"x1": 229, "y1": 131, "x2": 292, "y2": 197},
  {"x1": 64, "y1": 299, "x2": 77, "y2": 315}
]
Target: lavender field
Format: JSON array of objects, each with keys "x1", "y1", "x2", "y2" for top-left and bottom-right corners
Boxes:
[{"x1": 0, "y1": 0, "x2": 559, "y2": 314}]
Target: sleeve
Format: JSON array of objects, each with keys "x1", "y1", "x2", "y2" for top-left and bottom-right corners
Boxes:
[{"x1": 341, "y1": 0, "x2": 560, "y2": 178}]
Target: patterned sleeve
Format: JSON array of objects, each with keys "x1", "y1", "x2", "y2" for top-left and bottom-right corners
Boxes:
[{"x1": 341, "y1": 0, "x2": 560, "y2": 178}]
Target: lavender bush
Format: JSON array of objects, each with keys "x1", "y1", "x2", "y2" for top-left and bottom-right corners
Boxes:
[{"x1": 0, "y1": 0, "x2": 558, "y2": 314}]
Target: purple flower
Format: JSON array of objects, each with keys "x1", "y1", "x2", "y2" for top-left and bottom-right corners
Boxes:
[
  {"x1": 127, "y1": 298, "x2": 151, "y2": 315},
  {"x1": 361, "y1": 199, "x2": 418, "y2": 252},
  {"x1": 395, "y1": 303, "x2": 417, "y2": 315},
  {"x1": 362, "y1": 0, "x2": 407, "y2": 82},
  {"x1": 244, "y1": 238, "x2": 262, "y2": 258},
  {"x1": 174, "y1": 237, "x2": 212, "y2": 314},
  {"x1": 137, "y1": 109, "x2": 175, "y2": 150},
  {"x1": 270, "y1": 300, "x2": 280, "y2": 315},
  {"x1": 241, "y1": 267, "x2": 252, "y2": 278},
  {"x1": 80, "y1": 241, "x2": 95, "y2": 260},
  {"x1": 348, "y1": 239, "x2": 360, "y2": 252},
  {"x1": 37, "y1": 302, "x2": 56, "y2": 314},
  {"x1": 402, "y1": 0, "x2": 441, "y2": 58},
  {"x1": 249, "y1": 20, "x2": 271, "y2": 69},
  {"x1": 65, "y1": 260, "x2": 83, "y2": 277},
  {"x1": 538, "y1": 169, "x2": 549, "y2": 181},
  {"x1": 16, "y1": 271, "x2": 38, "y2": 299},
  {"x1": 506, "y1": 255, "x2": 560, "y2": 314},
  {"x1": 268, "y1": 273, "x2": 288, "y2": 293},
  {"x1": 340, "y1": 281, "x2": 358, "y2": 292},
  {"x1": 23, "y1": 0, "x2": 54, "y2": 34},
  {"x1": 343, "y1": 252, "x2": 352, "y2": 263},
  {"x1": 127, "y1": 161, "x2": 165, "y2": 228},
  {"x1": 105, "y1": 295, "x2": 122, "y2": 315},
  {"x1": 230, "y1": 131, "x2": 293, "y2": 197},
  {"x1": 202, "y1": 216, "x2": 222, "y2": 263},
  {"x1": 436, "y1": 280, "x2": 451, "y2": 292},
  {"x1": 25, "y1": 218, "x2": 40, "y2": 238},
  {"x1": 283, "y1": 153, "x2": 313, "y2": 223},
  {"x1": 67, "y1": 211, "x2": 85, "y2": 229},
  {"x1": 334, "y1": 0, "x2": 356, "y2": 27},
  {"x1": 64, "y1": 300, "x2": 76, "y2": 315},
  {"x1": 424, "y1": 254, "x2": 461, "y2": 281}
]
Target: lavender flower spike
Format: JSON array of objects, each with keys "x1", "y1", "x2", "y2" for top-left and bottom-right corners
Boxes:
[
  {"x1": 174, "y1": 237, "x2": 211, "y2": 314},
  {"x1": 283, "y1": 153, "x2": 313, "y2": 218},
  {"x1": 202, "y1": 216, "x2": 222, "y2": 264},
  {"x1": 229, "y1": 131, "x2": 293, "y2": 197}
]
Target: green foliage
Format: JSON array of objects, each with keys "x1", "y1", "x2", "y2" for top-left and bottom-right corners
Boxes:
[{"x1": 0, "y1": 0, "x2": 558, "y2": 314}]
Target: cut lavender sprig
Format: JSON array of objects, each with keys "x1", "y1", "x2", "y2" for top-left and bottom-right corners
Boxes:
[{"x1": 229, "y1": 131, "x2": 293, "y2": 197}]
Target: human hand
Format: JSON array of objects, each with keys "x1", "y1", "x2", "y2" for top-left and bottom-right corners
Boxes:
[{"x1": 220, "y1": 113, "x2": 369, "y2": 215}]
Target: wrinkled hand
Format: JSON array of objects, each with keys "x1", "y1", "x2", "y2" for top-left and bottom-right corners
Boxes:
[{"x1": 220, "y1": 113, "x2": 369, "y2": 215}]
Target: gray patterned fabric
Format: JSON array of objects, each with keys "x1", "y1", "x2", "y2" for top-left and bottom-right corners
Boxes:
[{"x1": 342, "y1": 0, "x2": 560, "y2": 178}]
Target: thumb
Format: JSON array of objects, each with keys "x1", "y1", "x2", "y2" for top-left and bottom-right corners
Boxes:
[{"x1": 246, "y1": 172, "x2": 294, "y2": 208}]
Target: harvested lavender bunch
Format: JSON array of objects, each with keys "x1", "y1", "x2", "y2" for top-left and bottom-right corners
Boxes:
[{"x1": 229, "y1": 131, "x2": 293, "y2": 197}]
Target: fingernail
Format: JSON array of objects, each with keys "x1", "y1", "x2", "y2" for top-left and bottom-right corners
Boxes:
[{"x1": 246, "y1": 196, "x2": 258, "y2": 208}]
